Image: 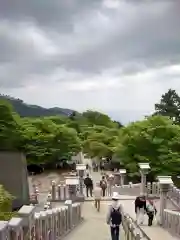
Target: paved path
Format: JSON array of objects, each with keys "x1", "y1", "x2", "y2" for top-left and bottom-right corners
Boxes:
[
  {"x1": 122, "y1": 199, "x2": 178, "y2": 240},
  {"x1": 86, "y1": 171, "x2": 178, "y2": 240},
  {"x1": 63, "y1": 202, "x2": 124, "y2": 240}
]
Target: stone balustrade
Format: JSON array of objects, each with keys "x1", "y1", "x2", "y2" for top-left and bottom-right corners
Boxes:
[
  {"x1": 168, "y1": 185, "x2": 180, "y2": 209},
  {"x1": 162, "y1": 209, "x2": 180, "y2": 238},
  {"x1": 0, "y1": 202, "x2": 82, "y2": 239},
  {"x1": 122, "y1": 212, "x2": 149, "y2": 240}
]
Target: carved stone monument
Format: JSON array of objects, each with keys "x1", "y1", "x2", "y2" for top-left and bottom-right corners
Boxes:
[{"x1": 0, "y1": 152, "x2": 30, "y2": 210}]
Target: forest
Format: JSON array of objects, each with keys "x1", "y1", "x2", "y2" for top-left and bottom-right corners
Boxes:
[{"x1": 1, "y1": 89, "x2": 180, "y2": 181}]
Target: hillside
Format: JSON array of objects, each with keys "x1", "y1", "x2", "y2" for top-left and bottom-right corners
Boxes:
[{"x1": 0, "y1": 94, "x2": 74, "y2": 117}]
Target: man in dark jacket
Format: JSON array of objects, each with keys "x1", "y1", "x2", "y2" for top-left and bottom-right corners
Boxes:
[
  {"x1": 84, "y1": 173, "x2": 93, "y2": 197},
  {"x1": 135, "y1": 194, "x2": 146, "y2": 225}
]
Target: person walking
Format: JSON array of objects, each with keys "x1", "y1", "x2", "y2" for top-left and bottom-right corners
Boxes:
[
  {"x1": 93, "y1": 182, "x2": 102, "y2": 212},
  {"x1": 135, "y1": 194, "x2": 146, "y2": 225},
  {"x1": 106, "y1": 192, "x2": 122, "y2": 240},
  {"x1": 146, "y1": 198, "x2": 157, "y2": 226},
  {"x1": 100, "y1": 175, "x2": 107, "y2": 197},
  {"x1": 84, "y1": 173, "x2": 93, "y2": 197},
  {"x1": 107, "y1": 174, "x2": 114, "y2": 197}
]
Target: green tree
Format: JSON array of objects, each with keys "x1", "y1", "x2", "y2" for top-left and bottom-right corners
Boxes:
[
  {"x1": 154, "y1": 89, "x2": 180, "y2": 124},
  {"x1": 20, "y1": 118, "x2": 81, "y2": 165},
  {"x1": 0, "y1": 100, "x2": 22, "y2": 150},
  {"x1": 82, "y1": 110, "x2": 117, "y2": 128},
  {"x1": 116, "y1": 115, "x2": 180, "y2": 177}
]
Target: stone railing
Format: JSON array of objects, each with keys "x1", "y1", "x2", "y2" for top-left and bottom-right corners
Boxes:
[
  {"x1": 0, "y1": 201, "x2": 82, "y2": 239},
  {"x1": 122, "y1": 212, "x2": 150, "y2": 240},
  {"x1": 162, "y1": 209, "x2": 180, "y2": 238},
  {"x1": 168, "y1": 185, "x2": 180, "y2": 209}
]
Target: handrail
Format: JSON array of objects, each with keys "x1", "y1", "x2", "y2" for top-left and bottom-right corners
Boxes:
[{"x1": 122, "y1": 211, "x2": 151, "y2": 240}]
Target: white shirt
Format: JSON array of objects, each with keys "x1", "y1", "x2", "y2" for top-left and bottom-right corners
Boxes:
[{"x1": 94, "y1": 187, "x2": 102, "y2": 199}]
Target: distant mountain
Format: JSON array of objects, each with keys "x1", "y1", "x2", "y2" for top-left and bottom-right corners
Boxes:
[{"x1": 0, "y1": 94, "x2": 74, "y2": 117}]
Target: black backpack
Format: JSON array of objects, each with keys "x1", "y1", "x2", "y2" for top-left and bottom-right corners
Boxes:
[{"x1": 110, "y1": 207, "x2": 122, "y2": 225}]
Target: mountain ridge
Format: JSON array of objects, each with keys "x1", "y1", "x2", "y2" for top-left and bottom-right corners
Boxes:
[{"x1": 0, "y1": 94, "x2": 75, "y2": 117}]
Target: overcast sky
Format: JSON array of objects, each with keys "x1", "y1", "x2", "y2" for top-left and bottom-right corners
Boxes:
[{"x1": 1, "y1": 0, "x2": 180, "y2": 123}]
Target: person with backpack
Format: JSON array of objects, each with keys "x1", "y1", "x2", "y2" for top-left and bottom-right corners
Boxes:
[
  {"x1": 84, "y1": 173, "x2": 93, "y2": 197},
  {"x1": 146, "y1": 199, "x2": 157, "y2": 226},
  {"x1": 106, "y1": 192, "x2": 122, "y2": 240},
  {"x1": 100, "y1": 175, "x2": 107, "y2": 197}
]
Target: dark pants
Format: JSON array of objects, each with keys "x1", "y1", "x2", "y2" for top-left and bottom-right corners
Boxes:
[
  {"x1": 147, "y1": 212, "x2": 154, "y2": 226},
  {"x1": 102, "y1": 188, "x2": 106, "y2": 197},
  {"x1": 111, "y1": 226, "x2": 119, "y2": 240},
  {"x1": 86, "y1": 186, "x2": 93, "y2": 197}
]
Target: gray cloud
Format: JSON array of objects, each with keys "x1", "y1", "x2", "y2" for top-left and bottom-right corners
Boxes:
[{"x1": 0, "y1": 0, "x2": 180, "y2": 122}]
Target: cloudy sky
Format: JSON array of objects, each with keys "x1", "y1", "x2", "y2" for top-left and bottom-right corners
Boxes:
[{"x1": 1, "y1": 0, "x2": 180, "y2": 123}]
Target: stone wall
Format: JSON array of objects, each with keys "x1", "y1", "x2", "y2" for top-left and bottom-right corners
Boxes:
[{"x1": 0, "y1": 152, "x2": 30, "y2": 210}]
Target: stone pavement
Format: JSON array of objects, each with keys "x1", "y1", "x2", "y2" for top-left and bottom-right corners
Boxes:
[
  {"x1": 85, "y1": 171, "x2": 178, "y2": 240},
  {"x1": 121, "y1": 199, "x2": 178, "y2": 240},
  {"x1": 63, "y1": 202, "x2": 124, "y2": 240}
]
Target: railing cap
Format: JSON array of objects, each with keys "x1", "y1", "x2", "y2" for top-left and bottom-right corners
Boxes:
[
  {"x1": 76, "y1": 164, "x2": 86, "y2": 170},
  {"x1": 8, "y1": 217, "x2": 23, "y2": 227},
  {"x1": 138, "y1": 163, "x2": 150, "y2": 169},
  {"x1": 157, "y1": 176, "x2": 173, "y2": 184},
  {"x1": 18, "y1": 205, "x2": 36, "y2": 216},
  {"x1": 65, "y1": 200, "x2": 72, "y2": 205}
]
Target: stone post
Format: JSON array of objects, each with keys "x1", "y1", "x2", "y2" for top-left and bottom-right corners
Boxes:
[
  {"x1": 0, "y1": 221, "x2": 9, "y2": 239},
  {"x1": 76, "y1": 164, "x2": 86, "y2": 196},
  {"x1": 113, "y1": 172, "x2": 121, "y2": 185},
  {"x1": 51, "y1": 180, "x2": 56, "y2": 201},
  {"x1": 18, "y1": 205, "x2": 36, "y2": 239},
  {"x1": 65, "y1": 176, "x2": 79, "y2": 201},
  {"x1": 65, "y1": 200, "x2": 73, "y2": 230},
  {"x1": 39, "y1": 211, "x2": 48, "y2": 239},
  {"x1": 138, "y1": 163, "x2": 150, "y2": 195},
  {"x1": 119, "y1": 169, "x2": 126, "y2": 186},
  {"x1": 8, "y1": 217, "x2": 23, "y2": 240},
  {"x1": 158, "y1": 176, "x2": 173, "y2": 225}
]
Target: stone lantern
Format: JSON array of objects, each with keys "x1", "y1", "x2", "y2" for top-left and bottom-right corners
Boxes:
[
  {"x1": 76, "y1": 164, "x2": 86, "y2": 196},
  {"x1": 157, "y1": 176, "x2": 173, "y2": 225},
  {"x1": 113, "y1": 171, "x2": 121, "y2": 186},
  {"x1": 65, "y1": 176, "x2": 79, "y2": 201},
  {"x1": 119, "y1": 169, "x2": 126, "y2": 186},
  {"x1": 138, "y1": 163, "x2": 150, "y2": 195}
]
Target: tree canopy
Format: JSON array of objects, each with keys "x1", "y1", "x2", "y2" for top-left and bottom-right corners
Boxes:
[
  {"x1": 1, "y1": 89, "x2": 180, "y2": 180},
  {"x1": 154, "y1": 89, "x2": 180, "y2": 124}
]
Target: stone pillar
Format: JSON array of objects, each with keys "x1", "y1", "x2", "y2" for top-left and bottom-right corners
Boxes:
[
  {"x1": 0, "y1": 221, "x2": 9, "y2": 239},
  {"x1": 65, "y1": 176, "x2": 79, "y2": 201},
  {"x1": 76, "y1": 164, "x2": 86, "y2": 196},
  {"x1": 113, "y1": 172, "x2": 121, "y2": 185},
  {"x1": 138, "y1": 163, "x2": 150, "y2": 195},
  {"x1": 158, "y1": 176, "x2": 173, "y2": 225},
  {"x1": 8, "y1": 217, "x2": 23, "y2": 240},
  {"x1": 34, "y1": 212, "x2": 41, "y2": 239},
  {"x1": 65, "y1": 200, "x2": 73, "y2": 229},
  {"x1": 39, "y1": 211, "x2": 48, "y2": 239},
  {"x1": 51, "y1": 180, "x2": 56, "y2": 201},
  {"x1": 18, "y1": 205, "x2": 36, "y2": 239},
  {"x1": 119, "y1": 169, "x2": 126, "y2": 186}
]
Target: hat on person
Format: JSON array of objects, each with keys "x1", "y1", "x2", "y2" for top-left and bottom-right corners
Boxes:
[{"x1": 112, "y1": 192, "x2": 120, "y2": 200}]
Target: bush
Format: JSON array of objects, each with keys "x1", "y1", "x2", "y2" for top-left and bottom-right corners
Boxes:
[{"x1": 0, "y1": 185, "x2": 15, "y2": 220}]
